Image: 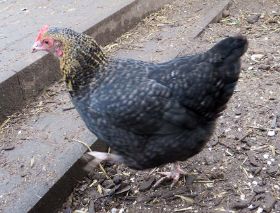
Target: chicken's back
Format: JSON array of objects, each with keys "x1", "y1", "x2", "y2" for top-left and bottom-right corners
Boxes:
[{"x1": 149, "y1": 36, "x2": 248, "y2": 121}]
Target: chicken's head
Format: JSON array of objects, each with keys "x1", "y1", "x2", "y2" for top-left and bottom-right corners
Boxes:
[
  {"x1": 32, "y1": 25, "x2": 107, "y2": 69},
  {"x1": 32, "y1": 25, "x2": 63, "y2": 57}
]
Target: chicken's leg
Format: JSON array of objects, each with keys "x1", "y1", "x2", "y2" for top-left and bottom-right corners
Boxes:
[
  {"x1": 153, "y1": 162, "x2": 187, "y2": 188},
  {"x1": 87, "y1": 151, "x2": 123, "y2": 164},
  {"x1": 83, "y1": 151, "x2": 123, "y2": 173}
]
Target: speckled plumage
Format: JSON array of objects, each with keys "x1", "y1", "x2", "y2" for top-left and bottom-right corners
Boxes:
[{"x1": 47, "y1": 27, "x2": 248, "y2": 170}]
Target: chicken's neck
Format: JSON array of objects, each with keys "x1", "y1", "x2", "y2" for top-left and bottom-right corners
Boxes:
[{"x1": 60, "y1": 44, "x2": 108, "y2": 97}]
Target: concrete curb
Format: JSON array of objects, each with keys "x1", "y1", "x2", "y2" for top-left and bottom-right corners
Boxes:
[
  {"x1": 0, "y1": 0, "x2": 172, "y2": 123},
  {"x1": 30, "y1": 140, "x2": 108, "y2": 213},
  {"x1": 191, "y1": 0, "x2": 232, "y2": 38}
]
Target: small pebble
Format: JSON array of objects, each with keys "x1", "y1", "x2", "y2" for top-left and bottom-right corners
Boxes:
[
  {"x1": 247, "y1": 14, "x2": 261, "y2": 24},
  {"x1": 113, "y1": 176, "x2": 122, "y2": 185},
  {"x1": 139, "y1": 177, "x2": 155, "y2": 191},
  {"x1": 267, "y1": 165, "x2": 278, "y2": 176},
  {"x1": 235, "y1": 110, "x2": 242, "y2": 115},
  {"x1": 248, "y1": 174, "x2": 254, "y2": 179},
  {"x1": 20, "y1": 173, "x2": 27, "y2": 178},
  {"x1": 254, "y1": 186, "x2": 265, "y2": 194},
  {"x1": 258, "y1": 64, "x2": 270, "y2": 70},
  {"x1": 251, "y1": 54, "x2": 264, "y2": 62},
  {"x1": 222, "y1": 9, "x2": 230, "y2": 17},
  {"x1": 111, "y1": 208, "x2": 117, "y2": 213},
  {"x1": 274, "y1": 185, "x2": 280, "y2": 190},
  {"x1": 267, "y1": 161, "x2": 272, "y2": 165},
  {"x1": 248, "y1": 66, "x2": 254, "y2": 70},
  {"x1": 267, "y1": 130, "x2": 275, "y2": 137},
  {"x1": 102, "y1": 179, "x2": 115, "y2": 189},
  {"x1": 82, "y1": 197, "x2": 89, "y2": 205},
  {"x1": 263, "y1": 153, "x2": 269, "y2": 159},
  {"x1": 256, "y1": 207, "x2": 263, "y2": 213},
  {"x1": 248, "y1": 204, "x2": 254, "y2": 209}
]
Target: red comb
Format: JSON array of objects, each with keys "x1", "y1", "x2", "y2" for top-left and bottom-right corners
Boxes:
[{"x1": 35, "y1": 25, "x2": 49, "y2": 42}]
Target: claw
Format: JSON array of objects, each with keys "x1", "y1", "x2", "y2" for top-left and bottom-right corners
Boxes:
[{"x1": 153, "y1": 163, "x2": 187, "y2": 188}]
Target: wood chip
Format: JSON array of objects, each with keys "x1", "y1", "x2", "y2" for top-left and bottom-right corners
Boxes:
[
  {"x1": 30, "y1": 157, "x2": 35, "y2": 168},
  {"x1": 174, "y1": 195, "x2": 194, "y2": 204},
  {"x1": 97, "y1": 184, "x2": 103, "y2": 195},
  {"x1": 73, "y1": 210, "x2": 87, "y2": 213},
  {"x1": 1, "y1": 145, "x2": 15, "y2": 151},
  {"x1": 0, "y1": 117, "x2": 10, "y2": 131},
  {"x1": 269, "y1": 145, "x2": 276, "y2": 156},
  {"x1": 89, "y1": 180, "x2": 98, "y2": 188},
  {"x1": 115, "y1": 185, "x2": 131, "y2": 195},
  {"x1": 174, "y1": 207, "x2": 193, "y2": 212}
]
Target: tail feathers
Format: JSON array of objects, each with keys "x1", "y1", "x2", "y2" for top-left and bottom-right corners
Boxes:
[
  {"x1": 208, "y1": 36, "x2": 248, "y2": 63},
  {"x1": 205, "y1": 36, "x2": 248, "y2": 114}
]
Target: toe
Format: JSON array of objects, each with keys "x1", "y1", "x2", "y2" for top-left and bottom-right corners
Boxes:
[
  {"x1": 170, "y1": 173, "x2": 180, "y2": 188},
  {"x1": 157, "y1": 172, "x2": 172, "y2": 178},
  {"x1": 153, "y1": 176, "x2": 168, "y2": 188}
]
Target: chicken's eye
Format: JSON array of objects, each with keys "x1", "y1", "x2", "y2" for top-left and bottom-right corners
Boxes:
[{"x1": 44, "y1": 40, "x2": 49, "y2": 45}]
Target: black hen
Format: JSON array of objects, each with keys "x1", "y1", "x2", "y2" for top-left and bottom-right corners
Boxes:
[{"x1": 32, "y1": 26, "x2": 248, "y2": 185}]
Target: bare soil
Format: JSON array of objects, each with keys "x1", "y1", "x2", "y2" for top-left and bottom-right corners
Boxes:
[{"x1": 59, "y1": 0, "x2": 280, "y2": 212}]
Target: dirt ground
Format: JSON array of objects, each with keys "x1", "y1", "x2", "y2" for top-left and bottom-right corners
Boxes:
[{"x1": 57, "y1": 0, "x2": 280, "y2": 212}]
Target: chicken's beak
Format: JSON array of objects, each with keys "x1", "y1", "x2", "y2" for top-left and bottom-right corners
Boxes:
[{"x1": 32, "y1": 41, "x2": 42, "y2": 53}]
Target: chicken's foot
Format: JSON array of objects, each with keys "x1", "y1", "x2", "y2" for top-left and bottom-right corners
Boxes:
[{"x1": 153, "y1": 162, "x2": 187, "y2": 188}]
